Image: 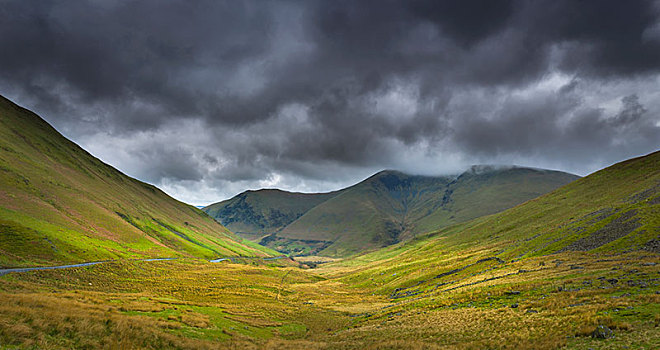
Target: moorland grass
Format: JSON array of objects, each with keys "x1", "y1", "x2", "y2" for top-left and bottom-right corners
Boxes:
[{"x1": 0, "y1": 251, "x2": 658, "y2": 349}]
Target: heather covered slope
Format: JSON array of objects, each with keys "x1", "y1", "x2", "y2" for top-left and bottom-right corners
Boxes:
[
  {"x1": 0, "y1": 96, "x2": 273, "y2": 267},
  {"x1": 203, "y1": 189, "x2": 338, "y2": 241},
  {"x1": 279, "y1": 168, "x2": 579, "y2": 257}
]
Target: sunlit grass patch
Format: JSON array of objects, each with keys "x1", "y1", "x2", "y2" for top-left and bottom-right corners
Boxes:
[{"x1": 0, "y1": 248, "x2": 658, "y2": 349}]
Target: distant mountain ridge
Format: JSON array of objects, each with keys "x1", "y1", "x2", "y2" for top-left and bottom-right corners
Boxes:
[
  {"x1": 204, "y1": 166, "x2": 580, "y2": 257},
  {"x1": 204, "y1": 189, "x2": 339, "y2": 241},
  {"x1": 0, "y1": 95, "x2": 273, "y2": 267}
]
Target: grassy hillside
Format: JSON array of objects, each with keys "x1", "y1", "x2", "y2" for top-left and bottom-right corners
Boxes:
[
  {"x1": 328, "y1": 150, "x2": 660, "y2": 300},
  {"x1": 0, "y1": 95, "x2": 274, "y2": 267},
  {"x1": 437, "y1": 150, "x2": 659, "y2": 259},
  {"x1": 412, "y1": 166, "x2": 583, "y2": 234},
  {"x1": 203, "y1": 189, "x2": 338, "y2": 241},
  {"x1": 279, "y1": 168, "x2": 578, "y2": 257}
]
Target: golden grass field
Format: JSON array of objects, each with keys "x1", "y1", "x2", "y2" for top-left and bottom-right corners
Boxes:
[{"x1": 0, "y1": 250, "x2": 658, "y2": 349}]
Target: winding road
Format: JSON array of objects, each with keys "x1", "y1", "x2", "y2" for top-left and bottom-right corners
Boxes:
[{"x1": 0, "y1": 256, "x2": 287, "y2": 276}]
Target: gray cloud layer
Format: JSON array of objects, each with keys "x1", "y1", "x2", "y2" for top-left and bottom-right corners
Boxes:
[{"x1": 1, "y1": 0, "x2": 659, "y2": 204}]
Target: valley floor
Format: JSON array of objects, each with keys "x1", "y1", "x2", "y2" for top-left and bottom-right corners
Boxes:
[{"x1": 0, "y1": 251, "x2": 658, "y2": 349}]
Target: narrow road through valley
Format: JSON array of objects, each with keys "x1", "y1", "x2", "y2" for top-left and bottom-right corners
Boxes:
[{"x1": 0, "y1": 256, "x2": 285, "y2": 276}]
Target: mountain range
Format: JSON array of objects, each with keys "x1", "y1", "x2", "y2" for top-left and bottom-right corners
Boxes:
[
  {"x1": 204, "y1": 166, "x2": 579, "y2": 256},
  {"x1": 345, "y1": 149, "x2": 660, "y2": 282}
]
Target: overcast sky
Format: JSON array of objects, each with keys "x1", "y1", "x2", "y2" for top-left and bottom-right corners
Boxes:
[{"x1": 1, "y1": 0, "x2": 659, "y2": 205}]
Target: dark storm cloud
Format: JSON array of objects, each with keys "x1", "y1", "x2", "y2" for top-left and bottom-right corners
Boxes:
[
  {"x1": 0, "y1": 0, "x2": 659, "y2": 204},
  {"x1": 523, "y1": 0, "x2": 660, "y2": 76},
  {"x1": 453, "y1": 88, "x2": 658, "y2": 161}
]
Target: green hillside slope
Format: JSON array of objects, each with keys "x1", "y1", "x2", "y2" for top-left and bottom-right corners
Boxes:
[
  {"x1": 279, "y1": 168, "x2": 579, "y2": 257},
  {"x1": 412, "y1": 166, "x2": 582, "y2": 234},
  {"x1": 203, "y1": 189, "x2": 338, "y2": 241},
  {"x1": 0, "y1": 95, "x2": 273, "y2": 267},
  {"x1": 333, "y1": 150, "x2": 660, "y2": 300}
]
